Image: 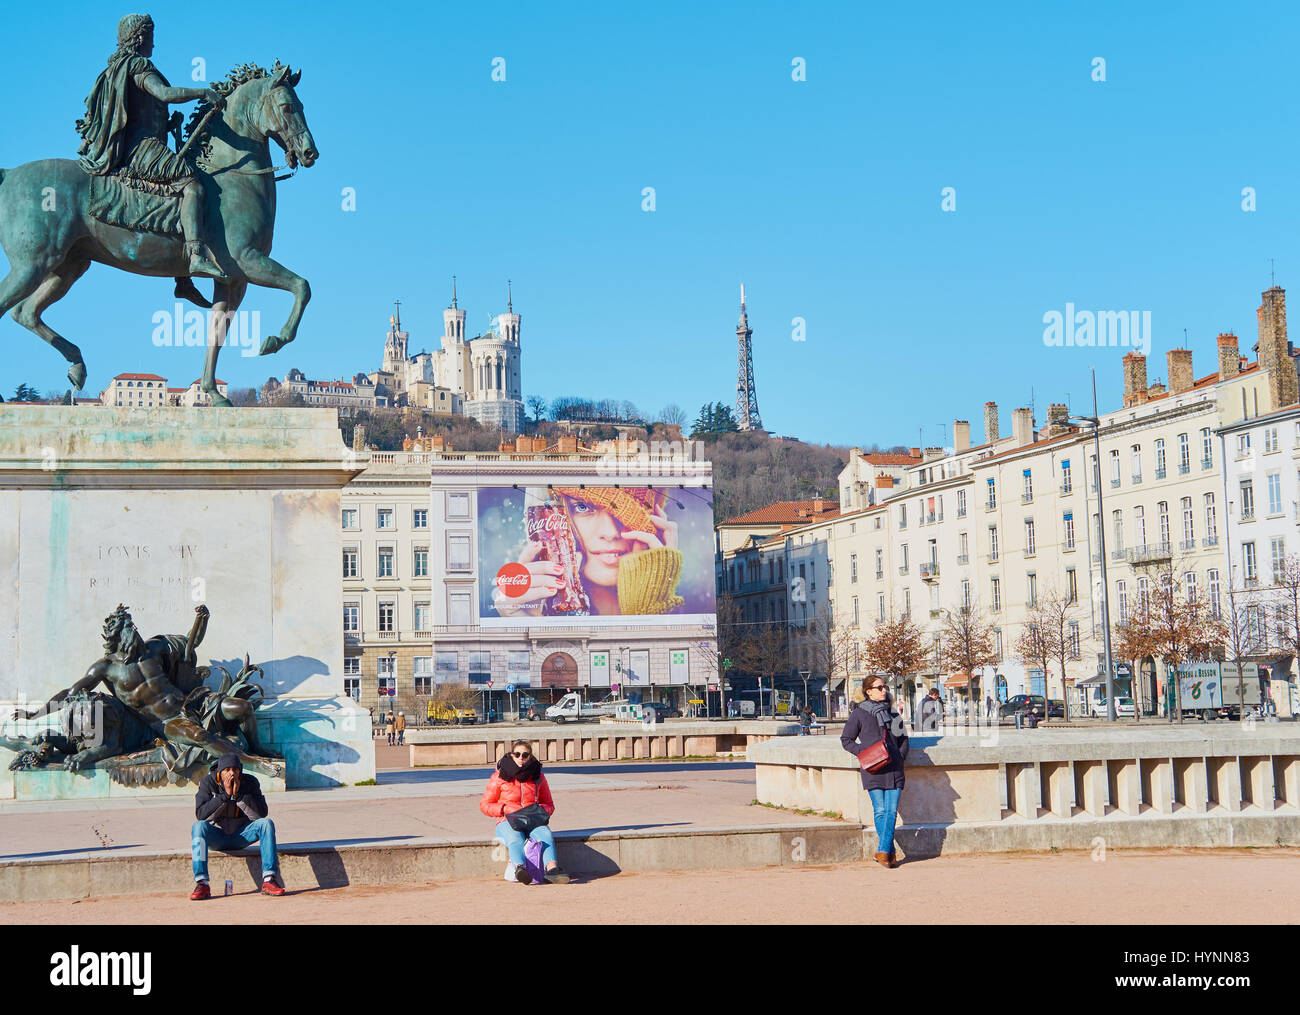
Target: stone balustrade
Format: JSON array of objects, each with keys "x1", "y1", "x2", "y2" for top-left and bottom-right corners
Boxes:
[
  {"x1": 408, "y1": 721, "x2": 800, "y2": 767},
  {"x1": 749, "y1": 722, "x2": 1300, "y2": 854}
]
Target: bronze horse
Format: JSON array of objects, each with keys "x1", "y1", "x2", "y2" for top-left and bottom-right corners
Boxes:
[{"x1": 0, "y1": 62, "x2": 317, "y2": 405}]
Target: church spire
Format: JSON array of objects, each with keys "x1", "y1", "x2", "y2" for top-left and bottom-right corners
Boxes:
[
  {"x1": 507, "y1": 279, "x2": 513, "y2": 313},
  {"x1": 451, "y1": 275, "x2": 457, "y2": 309},
  {"x1": 393, "y1": 298, "x2": 401, "y2": 330}
]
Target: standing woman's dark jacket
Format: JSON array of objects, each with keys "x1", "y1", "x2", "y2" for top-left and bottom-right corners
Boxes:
[{"x1": 841, "y1": 699, "x2": 909, "y2": 790}]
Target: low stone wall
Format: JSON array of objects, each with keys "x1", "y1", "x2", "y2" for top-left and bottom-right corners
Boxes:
[
  {"x1": 407, "y1": 721, "x2": 800, "y2": 767},
  {"x1": 749, "y1": 722, "x2": 1300, "y2": 854}
]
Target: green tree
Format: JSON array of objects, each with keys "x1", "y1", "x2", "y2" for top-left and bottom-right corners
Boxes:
[
  {"x1": 12, "y1": 383, "x2": 39, "y2": 402},
  {"x1": 690, "y1": 401, "x2": 739, "y2": 437}
]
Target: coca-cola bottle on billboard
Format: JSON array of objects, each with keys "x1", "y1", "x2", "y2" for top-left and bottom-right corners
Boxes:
[{"x1": 525, "y1": 488, "x2": 591, "y2": 616}]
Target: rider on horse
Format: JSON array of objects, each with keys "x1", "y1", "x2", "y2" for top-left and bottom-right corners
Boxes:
[{"x1": 75, "y1": 13, "x2": 226, "y2": 284}]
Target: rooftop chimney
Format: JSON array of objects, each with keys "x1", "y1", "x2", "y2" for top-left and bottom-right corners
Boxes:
[
  {"x1": 875, "y1": 476, "x2": 894, "y2": 488},
  {"x1": 953, "y1": 420, "x2": 971, "y2": 452},
  {"x1": 1042, "y1": 403, "x2": 1070, "y2": 438},
  {"x1": 1217, "y1": 333, "x2": 1240, "y2": 382},
  {"x1": 984, "y1": 401, "x2": 999, "y2": 443},
  {"x1": 1122, "y1": 352, "x2": 1148, "y2": 406},
  {"x1": 1012, "y1": 407, "x2": 1034, "y2": 447},
  {"x1": 1258, "y1": 286, "x2": 1297, "y2": 409},
  {"x1": 1147, "y1": 380, "x2": 1166, "y2": 397},
  {"x1": 909, "y1": 447, "x2": 921, "y2": 458},
  {"x1": 813, "y1": 497, "x2": 825, "y2": 514},
  {"x1": 923, "y1": 446, "x2": 944, "y2": 462},
  {"x1": 1167, "y1": 348, "x2": 1194, "y2": 394}
]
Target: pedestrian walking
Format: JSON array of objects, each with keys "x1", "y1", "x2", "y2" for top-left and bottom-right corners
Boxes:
[
  {"x1": 917, "y1": 687, "x2": 944, "y2": 732},
  {"x1": 985, "y1": 694, "x2": 994, "y2": 721},
  {"x1": 395, "y1": 712, "x2": 406, "y2": 747},
  {"x1": 840, "y1": 677, "x2": 909, "y2": 868},
  {"x1": 385, "y1": 709, "x2": 396, "y2": 747},
  {"x1": 480, "y1": 739, "x2": 570, "y2": 885}
]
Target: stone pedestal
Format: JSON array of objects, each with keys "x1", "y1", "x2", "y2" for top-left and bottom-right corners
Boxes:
[{"x1": 0, "y1": 406, "x2": 374, "y2": 793}]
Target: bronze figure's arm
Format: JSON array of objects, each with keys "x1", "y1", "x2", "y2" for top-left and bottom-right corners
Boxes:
[
  {"x1": 134, "y1": 70, "x2": 222, "y2": 109},
  {"x1": 11, "y1": 661, "x2": 108, "y2": 721},
  {"x1": 184, "y1": 604, "x2": 210, "y2": 666}
]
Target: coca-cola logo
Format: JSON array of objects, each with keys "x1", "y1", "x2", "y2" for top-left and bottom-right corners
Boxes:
[
  {"x1": 496, "y1": 562, "x2": 532, "y2": 598},
  {"x1": 526, "y1": 511, "x2": 570, "y2": 538}
]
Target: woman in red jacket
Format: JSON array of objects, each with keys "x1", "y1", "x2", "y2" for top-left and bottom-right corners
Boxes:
[{"x1": 480, "y1": 739, "x2": 570, "y2": 884}]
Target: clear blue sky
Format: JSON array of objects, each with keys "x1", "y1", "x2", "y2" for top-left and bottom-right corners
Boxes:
[{"x1": 1, "y1": 0, "x2": 1296, "y2": 446}]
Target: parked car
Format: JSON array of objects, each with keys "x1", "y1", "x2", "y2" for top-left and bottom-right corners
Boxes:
[
  {"x1": 999, "y1": 694, "x2": 1046, "y2": 719},
  {"x1": 1090, "y1": 696, "x2": 1136, "y2": 718},
  {"x1": 426, "y1": 701, "x2": 477, "y2": 725},
  {"x1": 1046, "y1": 699, "x2": 1065, "y2": 719},
  {"x1": 641, "y1": 702, "x2": 682, "y2": 721}
]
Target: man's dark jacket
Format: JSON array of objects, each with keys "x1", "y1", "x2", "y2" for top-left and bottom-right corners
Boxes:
[
  {"x1": 195, "y1": 766, "x2": 269, "y2": 836},
  {"x1": 917, "y1": 695, "x2": 944, "y2": 731}
]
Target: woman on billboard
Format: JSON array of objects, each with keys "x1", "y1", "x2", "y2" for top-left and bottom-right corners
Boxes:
[{"x1": 493, "y1": 486, "x2": 685, "y2": 617}]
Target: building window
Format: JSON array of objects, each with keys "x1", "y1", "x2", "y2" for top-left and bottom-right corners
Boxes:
[
  {"x1": 344, "y1": 657, "x2": 361, "y2": 676},
  {"x1": 1185, "y1": 571, "x2": 1197, "y2": 603},
  {"x1": 1061, "y1": 460, "x2": 1072, "y2": 493},
  {"x1": 1267, "y1": 472, "x2": 1282, "y2": 515},
  {"x1": 1243, "y1": 542, "x2": 1257, "y2": 582},
  {"x1": 1066, "y1": 567, "x2": 1077, "y2": 603},
  {"x1": 1154, "y1": 439, "x2": 1166, "y2": 478},
  {"x1": 850, "y1": 553, "x2": 858, "y2": 583},
  {"x1": 878, "y1": 594, "x2": 886, "y2": 622},
  {"x1": 991, "y1": 577, "x2": 1001, "y2": 611},
  {"x1": 1265, "y1": 425, "x2": 1280, "y2": 453},
  {"x1": 447, "y1": 492, "x2": 471, "y2": 519},
  {"x1": 1201, "y1": 428, "x2": 1212, "y2": 467},
  {"x1": 414, "y1": 603, "x2": 431, "y2": 631},
  {"x1": 378, "y1": 602, "x2": 395, "y2": 632},
  {"x1": 1181, "y1": 497, "x2": 1194, "y2": 544},
  {"x1": 1025, "y1": 519, "x2": 1036, "y2": 556},
  {"x1": 448, "y1": 534, "x2": 472, "y2": 571},
  {"x1": 344, "y1": 678, "x2": 360, "y2": 701},
  {"x1": 377, "y1": 508, "x2": 394, "y2": 530},
  {"x1": 343, "y1": 603, "x2": 359, "y2": 633},
  {"x1": 1240, "y1": 480, "x2": 1255, "y2": 520},
  {"x1": 468, "y1": 651, "x2": 491, "y2": 685},
  {"x1": 1117, "y1": 580, "x2": 1128, "y2": 624},
  {"x1": 988, "y1": 525, "x2": 999, "y2": 561},
  {"x1": 413, "y1": 508, "x2": 429, "y2": 529},
  {"x1": 852, "y1": 596, "x2": 860, "y2": 626},
  {"x1": 1208, "y1": 569, "x2": 1221, "y2": 618},
  {"x1": 1111, "y1": 510, "x2": 1122, "y2": 553},
  {"x1": 957, "y1": 489, "x2": 967, "y2": 517},
  {"x1": 1109, "y1": 450, "x2": 1120, "y2": 486},
  {"x1": 449, "y1": 591, "x2": 472, "y2": 626},
  {"x1": 413, "y1": 547, "x2": 429, "y2": 577},
  {"x1": 1068, "y1": 621, "x2": 1080, "y2": 658},
  {"x1": 342, "y1": 508, "x2": 358, "y2": 530},
  {"x1": 903, "y1": 588, "x2": 911, "y2": 617},
  {"x1": 1157, "y1": 502, "x2": 1170, "y2": 546},
  {"x1": 899, "y1": 504, "x2": 907, "y2": 529},
  {"x1": 961, "y1": 580, "x2": 971, "y2": 611},
  {"x1": 1178, "y1": 433, "x2": 1190, "y2": 473},
  {"x1": 1130, "y1": 444, "x2": 1142, "y2": 482},
  {"x1": 1023, "y1": 469, "x2": 1033, "y2": 501},
  {"x1": 959, "y1": 531, "x2": 969, "y2": 558},
  {"x1": 986, "y1": 478, "x2": 996, "y2": 510},
  {"x1": 875, "y1": 548, "x2": 883, "y2": 579},
  {"x1": 1063, "y1": 512, "x2": 1075, "y2": 549},
  {"x1": 378, "y1": 546, "x2": 395, "y2": 578},
  {"x1": 1272, "y1": 536, "x2": 1286, "y2": 584},
  {"x1": 1204, "y1": 493, "x2": 1217, "y2": 542},
  {"x1": 1027, "y1": 572, "x2": 1038, "y2": 607},
  {"x1": 343, "y1": 548, "x2": 359, "y2": 579}
]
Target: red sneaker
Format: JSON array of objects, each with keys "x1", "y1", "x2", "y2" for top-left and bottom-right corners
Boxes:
[
  {"x1": 260, "y1": 877, "x2": 286, "y2": 896},
  {"x1": 189, "y1": 881, "x2": 211, "y2": 901}
]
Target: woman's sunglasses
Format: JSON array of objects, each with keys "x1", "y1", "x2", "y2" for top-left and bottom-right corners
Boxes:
[{"x1": 511, "y1": 751, "x2": 531, "y2": 759}]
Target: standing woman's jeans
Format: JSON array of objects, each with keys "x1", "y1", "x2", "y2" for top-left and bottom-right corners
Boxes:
[
  {"x1": 495, "y1": 820, "x2": 557, "y2": 867},
  {"x1": 867, "y1": 788, "x2": 902, "y2": 854}
]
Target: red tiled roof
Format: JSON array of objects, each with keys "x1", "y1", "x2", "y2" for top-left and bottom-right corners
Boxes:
[
  {"x1": 861, "y1": 452, "x2": 922, "y2": 466},
  {"x1": 721, "y1": 500, "x2": 841, "y2": 526},
  {"x1": 112, "y1": 372, "x2": 166, "y2": 381}
]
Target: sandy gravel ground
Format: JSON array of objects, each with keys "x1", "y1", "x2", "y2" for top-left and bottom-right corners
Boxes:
[{"x1": 4, "y1": 847, "x2": 1296, "y2": 924}]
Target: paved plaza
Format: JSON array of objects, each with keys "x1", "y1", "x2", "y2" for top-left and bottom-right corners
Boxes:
[{"x1": 3, "y1": 847, "x2": 1296, "y2": 924}]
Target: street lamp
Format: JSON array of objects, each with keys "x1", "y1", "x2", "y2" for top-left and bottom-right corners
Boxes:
[{"x1": 1069, "y1": 367, "x2": 1116, "y2": 722}]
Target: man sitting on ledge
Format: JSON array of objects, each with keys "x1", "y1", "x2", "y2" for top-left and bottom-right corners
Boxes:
[{"x1": 190, "y1": 753, "x2": 284, "y2": 899}]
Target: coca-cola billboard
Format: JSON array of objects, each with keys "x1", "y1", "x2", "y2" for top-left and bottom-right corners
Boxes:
[{"x1": 476, "y1": 485, "x2": 716, "y2": 627}]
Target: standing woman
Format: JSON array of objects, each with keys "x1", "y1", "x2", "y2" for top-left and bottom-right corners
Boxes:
[
  {"x1": 480, "y1": 739, "x2": 570, "y2": 884},
  {"x1": 841, "y1": 676, "x2": 909, "y2": 868}
]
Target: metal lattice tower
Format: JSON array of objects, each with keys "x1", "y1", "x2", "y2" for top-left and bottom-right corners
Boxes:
[{"x1": 735, "y1": 283, "x2": 763, "y2": 431}]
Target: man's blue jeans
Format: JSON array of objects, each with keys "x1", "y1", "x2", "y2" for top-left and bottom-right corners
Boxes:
[
  {"x1": 495, "y1": 820, "x2": 556, "y2": 868},
  {"x1": 867, "y1": 788, "x2": 901, "y2": 855},
  {"x1": 191, "y1": 818, "x2": 280, "y2": 883}
]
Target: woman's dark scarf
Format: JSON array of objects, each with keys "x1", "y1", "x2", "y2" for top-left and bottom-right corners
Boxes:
[
  {"x1": 498, "y1": 752, "x2": 542, "y2": 783},
  {"x1": 861, "y1": 696, "x2": 902, "y2": 737}
]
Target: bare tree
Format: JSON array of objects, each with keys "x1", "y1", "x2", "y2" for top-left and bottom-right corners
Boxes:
[
  {"x1": 1036, "y1": 588, "x2": 1080, "y2": 723},
  {"x1": 942, "y1": 604, "x2": 1000, "y2": 723},
  {"x1": 658, "y1": 403, "x2": 687, "y2": 428},
  {"x1": 698, "y1": 594, "x2": 746, "y2": 717},
  {"x1": 1014, "y1": 608, "x2": 1057, "y2": 721},
  {"x1": 804, "y1": 614, "x2": 859, "y2": 716},
  {"x1": 861, "y1": 609, "x2": 927, "y2": 705},
  {"x1": 737, "y1": 621, "x2": 790, "y2": 717},
  {"x1": 525, "y1": 394, "x2": 548, "y2": 425}
]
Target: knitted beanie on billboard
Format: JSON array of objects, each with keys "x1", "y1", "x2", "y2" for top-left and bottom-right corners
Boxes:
[{"x1": 553, "y1": 487, "x2": 662, "y2": 533}]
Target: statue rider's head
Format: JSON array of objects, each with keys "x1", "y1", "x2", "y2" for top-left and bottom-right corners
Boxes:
[
  {"x1": 116, "y1": 13, "x2": 154, "y2": 58},
  {"x1": 102, "y1": 604, "x2": 143, "y2": 661}
]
